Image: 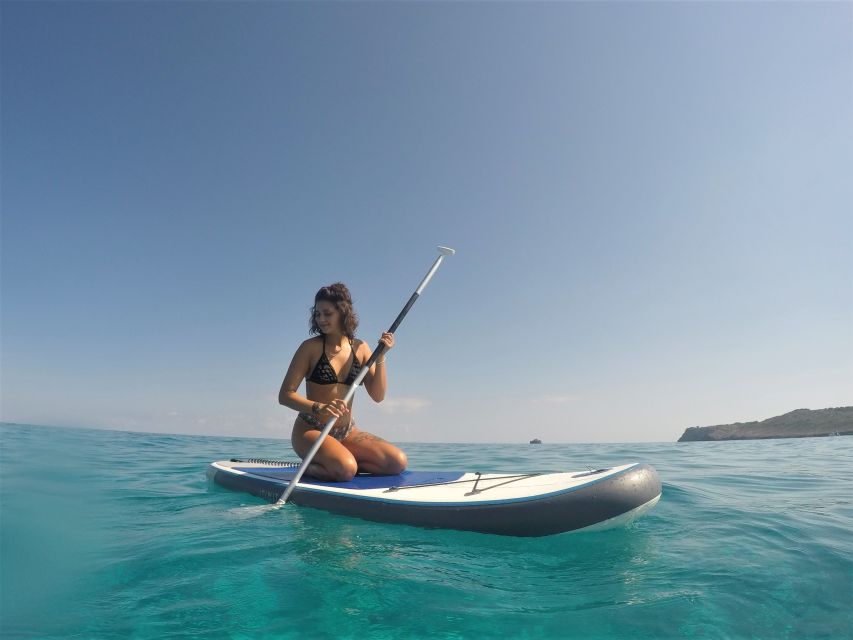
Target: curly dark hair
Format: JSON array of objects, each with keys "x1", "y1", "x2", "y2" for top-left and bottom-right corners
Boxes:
[{"x1": 309, "y1": 282, "x2": 359, "y2": 339}]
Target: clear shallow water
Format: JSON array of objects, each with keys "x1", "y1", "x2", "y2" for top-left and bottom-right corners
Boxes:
[{"x1": 1, "y1": 423, "x2": 851, "y2": 639}]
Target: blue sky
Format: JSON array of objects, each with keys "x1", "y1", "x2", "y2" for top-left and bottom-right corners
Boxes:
[{"x1": 2, "y1": 1, "x2": 851, "y2": 443}]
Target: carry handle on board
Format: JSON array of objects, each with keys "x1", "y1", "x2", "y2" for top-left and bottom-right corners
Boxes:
[{"x1": 277, "y1": 245, "x2": 456, "y2": 505}]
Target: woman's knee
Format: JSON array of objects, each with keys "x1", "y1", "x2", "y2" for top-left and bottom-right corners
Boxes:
[
  {"x1": 387, "y1": 449, "x2": 408, "y2": 475},
  {"x1": 327, "y1": 455, "x2": 358, "y2": 482}
]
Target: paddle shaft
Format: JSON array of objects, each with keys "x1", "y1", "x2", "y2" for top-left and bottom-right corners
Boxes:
[{"x1": 278, "y1": 249, "x2": 453, "y2": 504}]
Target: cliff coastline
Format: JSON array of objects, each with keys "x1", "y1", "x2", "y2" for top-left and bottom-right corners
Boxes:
[{"x1": 678, "y1": 407, "x2": 853, "y2": 442}]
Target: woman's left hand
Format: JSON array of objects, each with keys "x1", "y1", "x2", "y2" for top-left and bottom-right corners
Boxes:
[{"x1": 379, "y1": 332, "x2": 395, "y2": 351}]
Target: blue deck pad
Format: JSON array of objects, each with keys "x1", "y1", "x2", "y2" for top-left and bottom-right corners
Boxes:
[{"x1": 235, "y1": 468, "x2": 466, "y2": 490}]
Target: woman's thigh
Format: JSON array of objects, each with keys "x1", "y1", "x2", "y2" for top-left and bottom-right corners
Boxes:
[
  {"x1": 341, "y1": 427, "x2": 408, "y2": 475},
  {"x1": 291, "y1": 424, "x2": 358, "y2": 481}
]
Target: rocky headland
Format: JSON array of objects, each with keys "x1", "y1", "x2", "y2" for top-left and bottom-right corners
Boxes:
[{"x1": 678, "y1": 407, "x2": 853, "y2": 442}]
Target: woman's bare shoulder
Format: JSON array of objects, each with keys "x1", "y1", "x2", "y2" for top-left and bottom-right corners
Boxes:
[
  {"x1": 354, "y1": 338, "x2": 371, "y2": 359},
  {"x1": 297, "y1": 336, "x2": 323, "y2": 354}
]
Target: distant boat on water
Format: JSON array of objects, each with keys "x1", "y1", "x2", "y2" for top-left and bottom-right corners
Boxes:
[{"x1": 529, "y1": 438, "x2": 542, "y2": 444}]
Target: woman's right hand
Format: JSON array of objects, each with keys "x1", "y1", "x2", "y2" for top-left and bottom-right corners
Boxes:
[{"x1": 317, "y1": 399, "x2": 349, "y2": 421}]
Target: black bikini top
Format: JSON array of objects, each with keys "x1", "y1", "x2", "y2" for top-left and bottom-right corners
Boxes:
[{"x1": 307, "y1": 336, "x2": 364, "y2": 386}]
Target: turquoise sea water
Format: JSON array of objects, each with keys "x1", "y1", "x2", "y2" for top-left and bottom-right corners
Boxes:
[{"x1": 1, "y1": 423, "x2": 851, "y2": 639}]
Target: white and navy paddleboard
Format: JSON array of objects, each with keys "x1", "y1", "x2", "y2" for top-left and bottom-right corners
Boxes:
[{"x1": 208, "y1": 459, "x2": 661, "y2": 536}]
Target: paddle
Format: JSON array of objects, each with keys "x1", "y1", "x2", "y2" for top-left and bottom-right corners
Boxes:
[{"x1": 277, "y1": 246, "x2": 456, "y2": 504}]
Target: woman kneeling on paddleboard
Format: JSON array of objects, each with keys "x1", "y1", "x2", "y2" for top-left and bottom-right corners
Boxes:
[{"x1": 278, "y1": 283, "x2": 407, "y2": 482}]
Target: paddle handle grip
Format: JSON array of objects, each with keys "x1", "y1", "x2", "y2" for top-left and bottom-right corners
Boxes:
[{"x1": 361, "y1": 250, "x2": 446, "y2": 369}]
